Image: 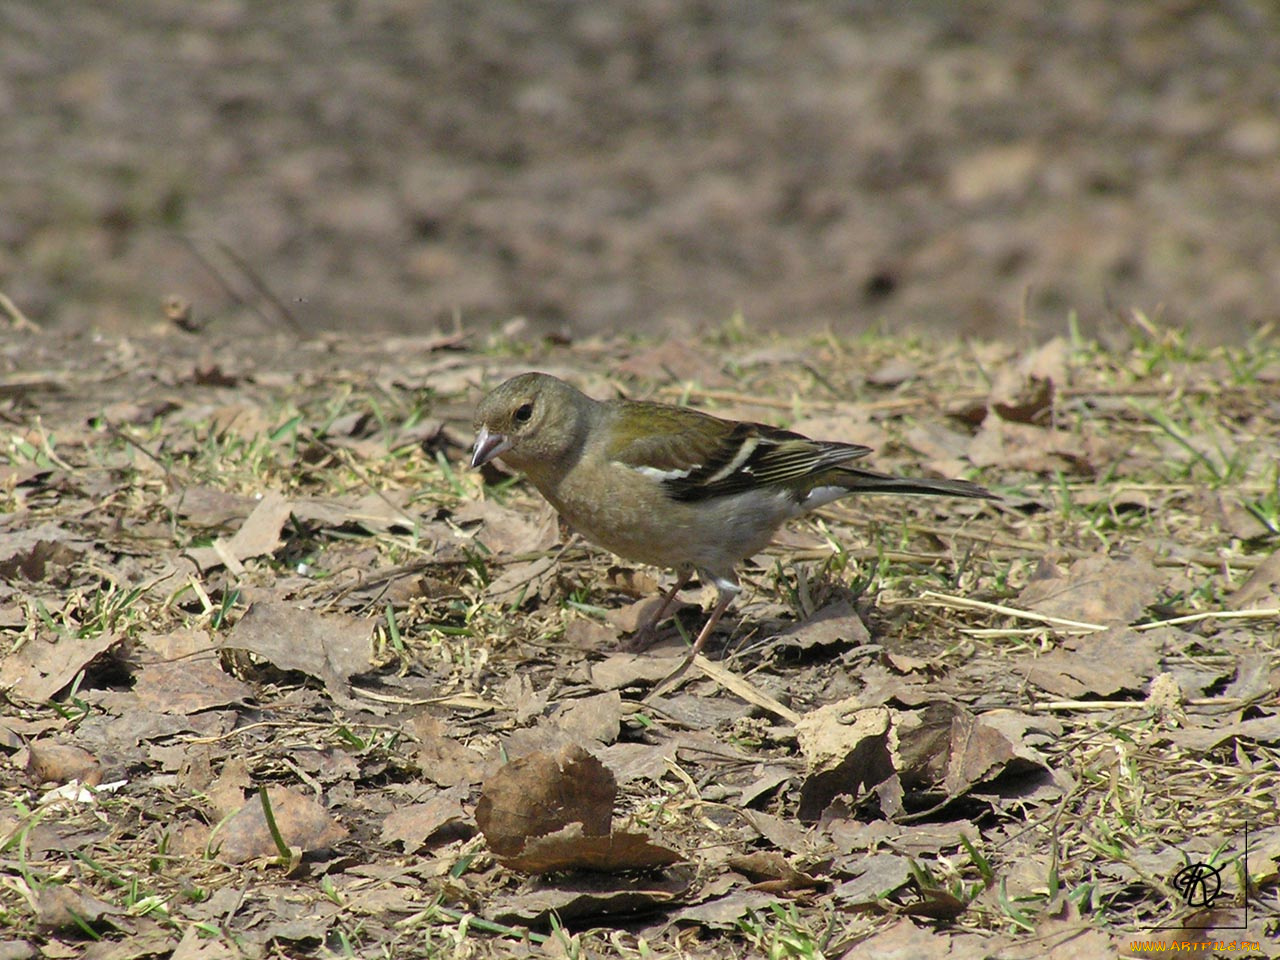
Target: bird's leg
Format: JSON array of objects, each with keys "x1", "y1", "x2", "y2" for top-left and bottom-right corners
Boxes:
[
  {"x1": 687, "y1": 590, "x2": 734, "y2": 659},
  {"x1": 623, "y1": 569, "x2": 693, "y2": 651},
  {"x1": 645, "y1": 587, "x2": 738, "y2": 700}
]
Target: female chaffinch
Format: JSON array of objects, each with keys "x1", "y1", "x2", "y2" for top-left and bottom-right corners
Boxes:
[{"x1": 472, "y1": 372, "x2": 995, "y2": 657}]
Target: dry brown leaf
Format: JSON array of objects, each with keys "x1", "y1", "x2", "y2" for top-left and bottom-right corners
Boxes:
[
  {"x1": 614, "y1": 340, "x2": 729, "y2": 386},
  {"x1": 597, "y1": 741, "x2": 679, "y2": 785},
  {"x1": 499, "y1": 672, "x2": 550, "y2": 724},
  {"x1": 291, "y1": 492, "x2": 418, "y2": 535},
  {"x1": 866, "y1": 357, "x2": 922, "y2": 387},
  {"x1": 728, "y1": 851, "x2": 823, "y2": 893},
  {"x1": 987, "y1": 338, "x2": 1069, "y2": 426},
  {"x1": 896, "y1": 701, "x2": 967, "y2": 790},
  {"x1": 1216, "y1": 491, "x2": 1275, "y2": 541},
  {"x1": 1165, "y1": 712, "x2": 1280, "y2": 753},
  {"x1": 1226, "y1": 549, "x2": 1280, "y2": 609},
  {"x1": 35, "y1": 885, "x2": 118, "y2": 932},
  {"x1": 1024, "y1": 627, "x2": 1162, "y2": 698},
  {"x1": 902, "y1": 420, "x2": 976, "y2": 479},
  {"x1": 211, "y1": 785, "x2": 348, "y2": 865},
  {"x1": 184, "y1": 490, "x2": 292, "y2": 572},
  {"x1": 795, "y1": 702, "x2": 899, "y2": 822},
  {"x1": 895, "y1": 703, "x2": 1060, "y2": 800},
  {"x1": 589, "y1": 653, "x2": 687, "y2": 690},
  {"x1": 484, "y1": 555, "x2": 556, "y2": 604},
  {"x1": 132, "y1": 657, "x2": 253, "y2": 714},
  {"x1": 475, "y1": 743, "x2": 615, "y2": 857},
  {"x1": 487, "y1": 866, "x2": 694, "y2": 924},
  {"x1": 500, "y1": 725, "x2": 579, "y2": 761},
  {"x1": 940, "y1": 709, "x2": 1057, "y2": 797},
  {"x1": 845, "y1": 917, "x2": 960, "y2": 958},
  {"x1": 830, "y1": 852, "x2": 913, "y2": 905},
  {"x1": 550, "y1": 691, "x2": 623, "y2": 745},
  {"x1": 407, "y1": 715, "x2": 486, "y2": 788},
  {"x1": 171, "y1": 924, "x2": 246, "y2": 960},
  {"x1": 605, "y1": 566, "x2": 662, "y2": 598},
  {"x1": 967, "y1": 417, "x2": 1093, "y2": 474},
  {"x1": 0, "y1": 631, "x2": 122, "y2": 704},
  {"x1": 0, "y1": 521, "x2": 88, "y2": 583},
  {"x1": 1222, "y1": 654, "x2": 1275, "y2": 703},
  {"x1": 164, "y1": 485, "x2": 256, "y2": 528},
  {"x1": 206, "y1": 758, "x2": 252, "y2": 820},
  {"x1": 502, "y1": 823, "x2": 683, "y2": 874},
  {"x1": 1018, "y1": 552, "x2": 1165, "y2": 626},
  {"x1": 669, "y1": 889, "x2": 777, "y2": 930},
  {"x1": 563, "y1": 616, "x2": 620, "y2": 650},
  {"x1": 380, "y1": 788, "x2": 469, "y2": 853},
  {"x1": 884, "y1": 651, "x2": 932, "y2": 675},
  {"x1": 738, "y1": 766, "x2": 799, "y2": 809},
  {"x1": 602, "y1": 594, "x2": 690, "y2": 634},
  {"x1": 739, "y1": 809, "x2": 813, "y2": 856},
  {"x1": 220, "y1": 600, "x2": 372, "y2": 706},
  {"x1": 139, "y1": 628, "x2": 217, "y2": 661},
  {"x1": 27, "y1": 741, "x2": 102, "y2": 786},
  {"x1": 453, "y1": 498, "x2": 558, "y2": 555},
  {"x1": 772, "y1": 599, "x2": 869, "y2": 651}
]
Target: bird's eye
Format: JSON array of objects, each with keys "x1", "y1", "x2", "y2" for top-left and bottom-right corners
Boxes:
[{"x1": 514, "y1": 402, "x2": 534, "y2": 424}]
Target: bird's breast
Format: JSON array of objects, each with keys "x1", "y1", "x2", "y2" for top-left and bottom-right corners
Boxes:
[{"x1": 539, "y1": 468, "x2": 802, "y2": 574}]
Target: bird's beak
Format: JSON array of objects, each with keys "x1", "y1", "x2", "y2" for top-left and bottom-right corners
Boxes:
[{"x1": 470, "y1": 426, "x2": 512, "y2": 469}]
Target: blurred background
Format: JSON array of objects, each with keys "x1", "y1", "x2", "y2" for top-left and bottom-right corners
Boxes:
[{"x1": 2, "y1": 0, "x2": 1278, "y2": 343}]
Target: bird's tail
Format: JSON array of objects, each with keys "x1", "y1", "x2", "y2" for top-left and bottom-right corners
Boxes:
[{"x1": 833, "y1": 467, "x2": 997, "y2": 500}]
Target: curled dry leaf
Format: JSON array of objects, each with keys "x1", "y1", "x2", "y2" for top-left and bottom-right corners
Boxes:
[
  {"x1": 211, "y1": 785, "x2": 348, "y2": 865},
  {"x1": 36, "y1": 885, "x2": 118, "y2": 932},
  {"x1": 475, "y1": 743, "x2": 683, "y2": 874},
  {"x1": 1018, "y1": 552, "x2": 1165, "y2": 627},
  {"x1": 475, "y1": 743, "x2": 615, "y2": 857},
  {"x1": 0, "y1": 630, "x2": 121, "y2": 704},
  {"x1": 939, "y1": 709, "x2": 1058, "y2": 798},
  {"x1": 380, "y1": 787, "x2": 470, "y2": 854},
  {"x1": 795, "y1": 702, "x2": 899, "y2": 822},
  {"x1": 488, "y1": 866, "x2": 696, "y2": 925},
  {"x1": 990, "y1": 370, "x2": 1055, "y2": 425},
  {"x1": 728, "y1": 851, "x2": 824, "y2": 894},
  {"x1": 220, "y1": 600, "x2": 373, "y2": 707},
  {"x1": 27, "y1": 741, "x2": 102, "y2": 786},
  {"x1": 184, "y1": 490, "x2": 293, "y2": 573},
  {"x1": 503, "y1": 823, "x2": 683, "y2": 874}
]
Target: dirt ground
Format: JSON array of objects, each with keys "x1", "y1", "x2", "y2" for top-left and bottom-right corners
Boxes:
[
  {"x1": 1, "y1": 320, "x2": 1278, "y2": 957},
  {"x1": 3, "y1": 0, "x2": 1279, "y2": 342}
]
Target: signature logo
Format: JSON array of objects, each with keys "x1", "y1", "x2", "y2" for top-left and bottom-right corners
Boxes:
[{"x1": 1173, "y1": 862, "x2": 1225, "y2": 908}]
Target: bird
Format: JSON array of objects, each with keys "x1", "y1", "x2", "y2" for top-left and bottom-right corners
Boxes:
[{"x1": 471, "y1": 372, "x2": 995, "y2": 659}]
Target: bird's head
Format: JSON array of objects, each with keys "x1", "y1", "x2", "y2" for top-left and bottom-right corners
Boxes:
[{"x1": 471, "y1": 372, "x2": 588, "y2": 474}]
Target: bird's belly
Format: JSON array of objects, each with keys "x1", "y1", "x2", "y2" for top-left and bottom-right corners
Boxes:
[{"x1": 549, "y1": 482, "x2": 798, "y2": 573}]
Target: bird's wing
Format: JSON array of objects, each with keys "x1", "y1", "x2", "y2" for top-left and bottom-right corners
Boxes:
[{"x1": 607, "y1": 401, "x2": 872, "y2": 502}]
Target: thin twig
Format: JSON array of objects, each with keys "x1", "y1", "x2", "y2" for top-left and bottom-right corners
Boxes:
[
  {"x1": 912, "y1": 591, "x2": 1108, "y2": 632},
  {"x1": 1133, "y1": 608, "x2": 1279, "y2": 631},
  {"x1": 0, "y1": 290, "x2": 40, "y2": 331},
  {"x1": 215, "y1": 239, "x2": 305, "y2": 335}
]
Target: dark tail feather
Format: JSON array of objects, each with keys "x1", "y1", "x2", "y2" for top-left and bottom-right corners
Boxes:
[{"x1": 836, "y1": 467, "x2": 997, "y2": 500}]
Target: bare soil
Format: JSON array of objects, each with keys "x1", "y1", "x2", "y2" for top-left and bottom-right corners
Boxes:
[
  {"x1": 1, "y1": 321, "x2": 1277, "y2": 957},
  {"x1": 2, "y1": 1, "x2": 1279, "y2": 341}
]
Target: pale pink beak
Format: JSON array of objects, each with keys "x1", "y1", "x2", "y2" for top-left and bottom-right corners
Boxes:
[{"x1": 471, "y1": 426, "x2": 512, "y2": 468}]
